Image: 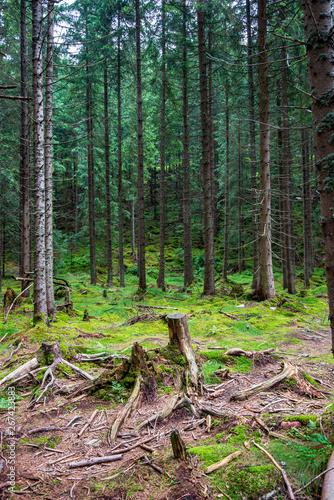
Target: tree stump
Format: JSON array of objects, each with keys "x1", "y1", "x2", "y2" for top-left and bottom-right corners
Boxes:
[
  {"x1": 83, "y1": 309, "x2": 90, "y2": 321},
  {"x1": 167, "y1": 313, "x2": 198, "y2": 386},
  {"x1": 170, "y1": 429, "x2": 188, "y2": 461},
  {"x1": 3, "y1": 287, "x2": 17, "y2": 308}
]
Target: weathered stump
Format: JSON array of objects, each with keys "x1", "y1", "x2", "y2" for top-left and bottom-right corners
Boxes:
[
  {"x1": 170, "y1": 429, "x2": 188, "y2": 461},
  {"x1": 167, "y1": 313, "x2": 198, "y2": 387},
  {"x1": 83, "y1": 309, "x2": 89, "y2": 321},
  {"x1": 3, "y1": 287, "x2": 17, "y2": 308}
]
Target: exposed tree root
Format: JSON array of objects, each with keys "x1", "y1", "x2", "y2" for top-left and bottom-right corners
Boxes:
[
  {"x1": 204, "y1": 450, "x2": 242, "y2": 474},
  {"x1": 230, "y1": 361, "x2": 298, "y2": 401},
  {"x1": 136, "y1": 393, "x2": 180, "y2": 432},
  {"x1": 110, "y1": 376, "x2": 141, "y2": 444}
]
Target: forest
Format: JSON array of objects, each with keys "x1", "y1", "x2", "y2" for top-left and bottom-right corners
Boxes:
[{"x1": 0, "y1": 0, "x2": 334, "y2": 498}]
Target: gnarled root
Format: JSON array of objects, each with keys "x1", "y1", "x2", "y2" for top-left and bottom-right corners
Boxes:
[{"x1": 109, "y1": 376, "x2": 141, "y2": 444}]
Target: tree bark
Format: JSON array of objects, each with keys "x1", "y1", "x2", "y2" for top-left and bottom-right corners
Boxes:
[
  {"x1": 45, "y1": 0, "x2": 56, "y2": 319},
  {"x1": 117, "y1": 10, "x2": 124, "y2": 287},
  {"x1": 302, "y1": 129, "x2": 313, "y2": 287},
  {"x1": 157, "y1": 0, "x2": 166, "y2": 291},
  {"x1": 303, "y1": 0, "x2": 334, "y2": 354},
  {"x1": 104, "y1": 67, "x2": 113, "y2": 287},
  {"x1": 256, "y1": 0, "x2": 275, "y2": 300},
  {"x1": 223, "y1": 87, "x2": 229, "y2": 280},
  {"x1": 32, "y1": 0, "x2": 48, "y2": 324},
  {"x1": 238, "y1": 127, "x2": 244, "y2": 273},
  {"x1": 20, "y1": 0, "x2": 30, "y2": 298},
  {"x1": 73, "y1": 149, "x2": 78, "y2": 253},
  {"x1": 136, "y1": 0, "x2": 146, "y2": 290},
  {"x1": 246, "y1": 0, "x2": 259, "y2": 290},
  {"x1": 197, "y1": 0, "x2": 215, "y2": 295},
  {"x1": 182, "y1": 0, "x2": 193, "y2": 287}
]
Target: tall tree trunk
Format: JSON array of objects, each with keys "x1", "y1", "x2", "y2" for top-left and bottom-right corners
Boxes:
[
  {"x1": 238, "y1": 127, "x2": 244, "y2": 274},
  {"x1": 302, "y1": 129, "x2": 313, "y2": 287},
  {"x1": 86, "y1": 42, "x2": 96, "y2": 286},
  {"x1": 45, "y1": 0, "x2": 56, "y2": 319},
  {"x1": 303, "y1": 0, "x2": 334, "y2": 353},
  {"x1": 73, "y1": 150, "x2": 78, "y2": 253},
  {"x1": 197, "y1": 0, "x2": 215, "y2": 295},
  {"x1": 136, "y1": 0, "x2": 146, "y2": 290},
  {"x1": 32, "y1": 0, "x2": 48, "y2": 324},
  {"x1": 104, "y1": 67, "x2": 113, "y2": 287},
  {"x1": 256, "y1": 0, "x2": 275, "y2": 300},
  {"x1": 246, "y1": 0, "x2": 259, "y2": 289},
  {"x1": 117, "y1": 11, "x2": 124, "y2": 287},
  {"x1": 20, "y1": 0, "x2": 30, "y2": 297},
  {"x1": 157, "y1": 0, "x2": 166, "y2": 291},
  {"x1": 131, "y1": 197, "x2": 137, "y2": 263},
  {"x1": 280, "y1": 7, "x2": 295, "y2": 294},
  {"x1": 182, "y1": 0, "x2": 193, "y2": 287},
  {"x1": 277, "y1": 106, "x2": 287, "y2": 289},
  {"x1": 223, "y1": 87, "x2": 229, "y2": 280},
  {"x1": 208, "y1": 4, "x2": 215, "y2": 236}
]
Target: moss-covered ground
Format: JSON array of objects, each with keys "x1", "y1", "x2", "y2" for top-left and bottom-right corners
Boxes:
[{"x1": 0, "y1": 254, "x2": 333, "y2": 499}]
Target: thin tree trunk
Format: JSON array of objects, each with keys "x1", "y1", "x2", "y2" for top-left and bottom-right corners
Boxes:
[
  {"x1": 303, "y1": 0, "x2": 334, "y2": 353},
  {"x1": 131, "y1": 198, "x2": 137, "y2": 263},
  {"x1": 157, "y1": 0, "x2": 166, "y2": 291},
  {"x1": 280, "y1": 8, "x2": 295, "y2": 294},
  {"x1": 238, "y1": 127, "x2": 244, "y2": 274},
  {"x1": 277, "y1": 107, "x2": 287, "y2": 289},
  {"x1": 45, "y1": 0, "x2": 56, "y2": 319},
  {"x1": 246, "y1": 0, "x2": 259, "y2": 289},
  {"x1": 223, "y1": 87, "x2": 229, "y2": 280},
  {"x1": 182, "y1": 0, "x2": 193, "y2": 288},
  {"x1": 104, "y1": 67, "x2": 113, "y2": 287},
  {"x1": 73, "y1": 150, "x2": 78, "y2": 253},
  {"x1": 136, "y1": 0, "x2": 146, "y2": 290},
  {"x1": 32, "y1": 0, "x2": 48, "y2": 324},
  {"x1": 208, "y1": 4, "x2": 215, "y2": 236},
  {"x1": 302, "y1": 129, "x2": 313, "y2": 287},
  {"x1": 117, "y1": 11, "x2": 124, "y2": 287},
  {"x1": 86, "y1": 37, "x2": 96, "y2": 286},
  {"x1": 256, "y1": 0, "x2": 275, "y2": 300},
  {"x1": 197, "y1": 0, "x2": 215, "y2": 295},
  {"x1": 20, "y1": 0, "x2": 30, "y2": 297}
]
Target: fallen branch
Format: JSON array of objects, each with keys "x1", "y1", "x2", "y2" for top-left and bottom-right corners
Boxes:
[
  {"x1": 230, "y1": 362, "x2": 298, "y2": 401},
  {"x1": 2, "y1": 341, "x2": 23, "y2": 366},
  {"x1": 218, "y1": 310, "x2": 240, "y2": 320},
  {"x1": 204, "y1": 450, "x2": 242, "y2": 474},
  {"x1": 110, "y1": 376, "x2": 141, "y2": 444},
  {"x1": 78, "y1": 409, "x2": 99, "y2": 437},
  {"x1": 68, "y1": 454, "x2": 123, "y2": 468},
  {"x1": 3, "y1": 284, "x2": 34, "y2": 324},
  {"x1": 164, "y1": 295, "x2": 186, "y2": 301},
  {"x1": 138, "y1": 305, "x2": 178, "y2": 311},
  {"x1": 252, "y1": 441, "x2": 295, "y2": 500},
  {"x1": 136, "y1": 394, "x2": 179, "y2": 432},
  {"x1": 0, "y1": 357, "x2": 39, "y2": 387},
  {"x1": 197, "y1": 401, "x2": 230, "y2": 418}
]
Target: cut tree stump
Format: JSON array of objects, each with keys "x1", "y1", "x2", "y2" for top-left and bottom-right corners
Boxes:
[
  {"x1": 170, "y1": 429, "x2": 188, "y2": 461},
  {"x1": 167, "y1": 313, "x2": 198, "y2": 387}
]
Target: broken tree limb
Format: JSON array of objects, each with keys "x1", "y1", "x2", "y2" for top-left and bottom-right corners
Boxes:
[
  {"x1": 320, "y1": 448, "x2": 334, "y2": 500},
  {"x1": 3, "y1": 284, "x2": 34, "y2": 324},
  {"x1": 218, "y1": 310, "x2": 240, "y2": 320},
  {"x1": 68, "y1": 454, "x2": 123, "y2": 468},
  {"x1": 197, "y1": 401, "x2": 230, "y2": 418},
  {"x1": 78, "y1": 409, "x2": 99, "y2": 437},
  {"x1": 167, "y1": 313, "x2": 198, "y2": 387},
  {"x1": 60, "y1": 358, "x2": 94, "y2": 381},
  {"x1": 0, "y1": 357, "x2": 39, "y2": 387},
  {"x1": 252, "y1": 441, "x2": 295, "y2": 500},
  {"x1": 110, "y1": 376, "x2": 141, "y2": 444},
  {"x1": 230, "y1": 362, "x2": 298, "y2": 401},
  {"x1": 136, "y1": 393, "x2": 179, "y2": 432},
  {"x1": 204, "y1": 450, "x2": 242, "y2": 474}
]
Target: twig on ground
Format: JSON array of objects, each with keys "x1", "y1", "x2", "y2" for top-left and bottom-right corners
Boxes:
[{"x1": 252, "y1": 441, "x2": 295, "y2": 500}]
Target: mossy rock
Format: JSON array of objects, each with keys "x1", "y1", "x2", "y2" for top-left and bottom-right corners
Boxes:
[{"x1": 225, "y1": 464, "x2": 280, "y2": 499}]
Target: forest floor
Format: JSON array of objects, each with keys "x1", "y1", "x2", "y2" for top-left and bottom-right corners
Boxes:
[{"x1": 0, "y1": 264, "x2": 333, "y2": 500}]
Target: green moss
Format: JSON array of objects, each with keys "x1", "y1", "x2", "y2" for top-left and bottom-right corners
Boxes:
[
  {"x1": 47, "y1": 436, "x2": 62, "y2": 449},
  {"x1": 286, "y1": 377, "x2": 297, "y2": 388},
  {"x1": 188, "y1": 443, "x2": 239, "y2": 467},
  {"x1": 285, "y1": 415, "x2": 318, "y2": 426},
  {"x1": 224, "y1": 465, "x2": 280, "y2": 500}
]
